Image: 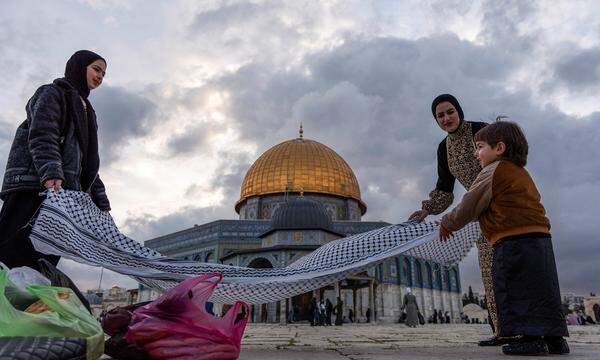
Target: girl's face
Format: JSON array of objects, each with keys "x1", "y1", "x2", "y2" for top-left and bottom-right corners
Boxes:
[
  {"x1": 435, "y1": 101, "x2": 460, "y2": 133},
  {"x1": 87, "y1": 59, "x2": 106, "y2": 90}
]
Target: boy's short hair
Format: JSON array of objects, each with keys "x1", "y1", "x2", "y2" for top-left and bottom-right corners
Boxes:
[{"x1": 474, "y1": 120, "x2": 529, "y2": 167}]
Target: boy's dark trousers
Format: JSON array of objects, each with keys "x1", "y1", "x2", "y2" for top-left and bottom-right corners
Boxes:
[
  {"x1": 492, "y1": 234, "x2": 568, "y2": 338},
  {"x1": 0, "y1": 190, "x2": 60, "y2": 271}
]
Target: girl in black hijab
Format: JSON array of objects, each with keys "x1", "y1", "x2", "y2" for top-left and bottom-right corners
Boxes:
[{"x1": 0, "y1": 50, "x2": 111, "y2": 271}]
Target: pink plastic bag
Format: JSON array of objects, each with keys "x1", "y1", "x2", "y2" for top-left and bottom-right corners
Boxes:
[{"x1": 125, "y1": 274, "x2": 249, "y2": 360}]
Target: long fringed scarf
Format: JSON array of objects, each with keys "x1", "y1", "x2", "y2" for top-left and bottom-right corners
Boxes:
[{"x1": 30, "y1": 190, "x2": 480, "y2": 304}]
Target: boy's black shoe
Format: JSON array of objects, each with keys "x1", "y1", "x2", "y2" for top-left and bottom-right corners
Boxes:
[
  {"x1": 478, "y1": 336, "x2": 511, "y2": 346},
  {"x1": 502, "y1": 339, "x2": 548, "y2": 356},
  {"x1": 544, "y1": 336, "x2": 570, "y2": 355}
]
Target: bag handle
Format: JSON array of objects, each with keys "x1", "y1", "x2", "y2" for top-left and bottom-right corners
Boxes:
[
  {"x1": 0, "y1": 271, "x2": 24, "y2": 317},
  {"x1": 229, "y1": 300, "x2": 250, "y2": 339}
]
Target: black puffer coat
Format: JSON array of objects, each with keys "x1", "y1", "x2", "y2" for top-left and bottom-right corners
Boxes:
[{"x1": 0, "y1": 78, "x2": 110, "y2": 210}]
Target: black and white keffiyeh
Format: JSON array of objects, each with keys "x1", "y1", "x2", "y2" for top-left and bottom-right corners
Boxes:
[{"x1": 30, "y1": 190, "x2": 480, "y2": 304}]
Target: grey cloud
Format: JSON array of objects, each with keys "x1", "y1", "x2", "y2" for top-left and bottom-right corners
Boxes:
[
  {"x1": 0, "y1": 119, "x2": 15, "y2": 186},
  {"x1": 186, "y1": 1, "x2": 302, "y2": 62},
  {"x1": 477, "y1": 0, "x2": 538, "y2": 50},
  {"x1": 554, "y1": 48, "x2": 600, "y2": 90},
  {"x1": 0, "y1": 119, "x2": 14, "y2": 144},
  {"x1": 123, "y1": 150, "x2": 251, "y2": 241},
  {"x1": 189, "y1": 2, "x2": 265, "y2": 35},
  {"x1": 91, "y1": 85, "x2": 159, "y2": 164},
  {"x1": 186, "y1": 150, "x2": 252, "y2": 208},
  {"x1": 166, "y1": 122, "x2": 227, "y2": 157},
  {"x1": 122, "y1": 204, "x2": 236, "y2": 241},
  {"x1": 207, "y1": 151, "x2": 253, "y2": 197}
]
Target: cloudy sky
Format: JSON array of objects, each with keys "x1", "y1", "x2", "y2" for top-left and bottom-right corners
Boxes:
[{"x1": 1, "y1": 0, "x2": 598, "y2": 296}]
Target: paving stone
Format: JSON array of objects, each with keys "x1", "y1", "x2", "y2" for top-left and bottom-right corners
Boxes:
[{"x1": 238, "y1": 323, "x2": 600, "y2": 359}]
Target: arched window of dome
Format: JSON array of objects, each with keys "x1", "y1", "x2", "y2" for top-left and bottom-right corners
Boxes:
[
  {"x1": 389, "y1": 258, "x2": 398, "y2": 280},
  {"x1": 247, "y1": 257, "x2": 274, "y2": 269},
  {"x1": 205, "y1": 252, "x2": 214, "y2": 263},
  {"x1": 424, "y1": 262, "x2": 433, "y2": 289},
  {"x1": 401, "y1": 257, "x2": 412, "y2": 286},
  {"x1": 444, "y1": 269, "x2": 452, "y2": 292},
  {"x1": 435, "y1": 265, "x2": 443, "y2": 290},
  {"x1": 451, "y1": 268, "x2": 460, "y2": 292},
  {"x1": 414, "y1": 259, "x2": 423, "y2": 287},
  {"x1": 376, "y1": 263, "x2": 384, "y2": 282}
]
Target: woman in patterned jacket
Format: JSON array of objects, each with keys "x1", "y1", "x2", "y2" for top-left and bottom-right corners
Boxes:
[
  {"x1": 407, "y1": 94, "x2": 502, "y2": 346},
  {"x1": 0, "y1": 50, "x2": 110, "y2": 271}
]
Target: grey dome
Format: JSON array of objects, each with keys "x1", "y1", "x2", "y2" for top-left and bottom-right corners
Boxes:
[{"x1": 260, "y1": 197, "x2": 341, "y2": 237}]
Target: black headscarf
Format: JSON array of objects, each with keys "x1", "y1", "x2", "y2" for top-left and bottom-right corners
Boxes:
[
  {"x1": 63, "y1": 50, "x2": 105, "y2": 190},
  {"x1": 64, "y1": 50, "x2": 106, "y2": 99},
  {"x1": 431, "y1": 94, "x2": 464, "y2": 122}
]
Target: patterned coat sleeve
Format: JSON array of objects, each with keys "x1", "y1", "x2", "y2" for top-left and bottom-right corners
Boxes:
[{"x1": 422, "y1": 140, "x2": 455, "y2": 215}]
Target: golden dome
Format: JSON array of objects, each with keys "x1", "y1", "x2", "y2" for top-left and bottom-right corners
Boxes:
[{"x1": 236, "y1": 137, "x2": 366, "y2": 214}]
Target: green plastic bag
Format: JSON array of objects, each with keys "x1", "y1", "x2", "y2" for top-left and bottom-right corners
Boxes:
[{"x1": 0, "y1": 270, "x2": 103, "y2": 359}]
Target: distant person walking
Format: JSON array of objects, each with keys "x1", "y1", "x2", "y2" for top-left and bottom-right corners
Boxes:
[
  {"x1": 348, "y1": 308, "x2": 354, "y2": 323},
  {"x1": 0, "y1": 50, "x2": 111, "y2": 271},
  {"x1": 334, "y1": 297, "x2": 344, "y2": 326},
  {"x1": 318, "y1": 300, "x2": 326, "y2": 325},
  {"x1": 325, "y1": 298, "x2": 333, "y2": 326},
  {"x1": 402, "y1": 288, "x2": 419, "y2": 327},
  {"x1": 310, "y1": 297, "x2": 318, "y2": 326}
]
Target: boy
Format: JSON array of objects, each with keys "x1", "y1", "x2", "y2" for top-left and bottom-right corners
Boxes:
[{"x1": 438, "y1": 121, "x2": 569, "y2": 356}]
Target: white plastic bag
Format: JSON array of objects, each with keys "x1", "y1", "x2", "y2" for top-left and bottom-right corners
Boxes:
[{"x1": 0, "y1": 262, "x2": 51, "y2": 309}]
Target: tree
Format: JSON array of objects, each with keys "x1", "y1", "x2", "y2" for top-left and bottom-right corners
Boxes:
[
  {"x1": 462, "y1": 293, "x2": 469, "y2": 306},
  {"x1": 479, "y1": 297, "x2": 487, "y2": 310},
  {"x1": 468, "y1": 286, "x2": 475, "y2": 303}
]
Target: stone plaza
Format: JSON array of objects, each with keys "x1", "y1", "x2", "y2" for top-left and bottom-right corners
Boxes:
[{"x1": 238, "y1": 323, "x2": 600, "y2": 359}]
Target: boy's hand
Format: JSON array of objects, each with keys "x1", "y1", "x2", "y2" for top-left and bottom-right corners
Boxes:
[{"x1": 435, "y1": 220, "x2": 454, "y2": 242}]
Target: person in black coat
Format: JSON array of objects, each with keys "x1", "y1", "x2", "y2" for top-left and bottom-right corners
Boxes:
[
  {"x1": 310, "y1": 297, "x2": 318, "y2": 326},
  {"x1": 0, "y1": 50, "x2": 110, "y2": 271},
  {"x1": 334, "y1": 297, "x2": 343, "y2": 326},
  {"x1": 325, "y1": 298, "x2": 333, "y2": 326}
]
